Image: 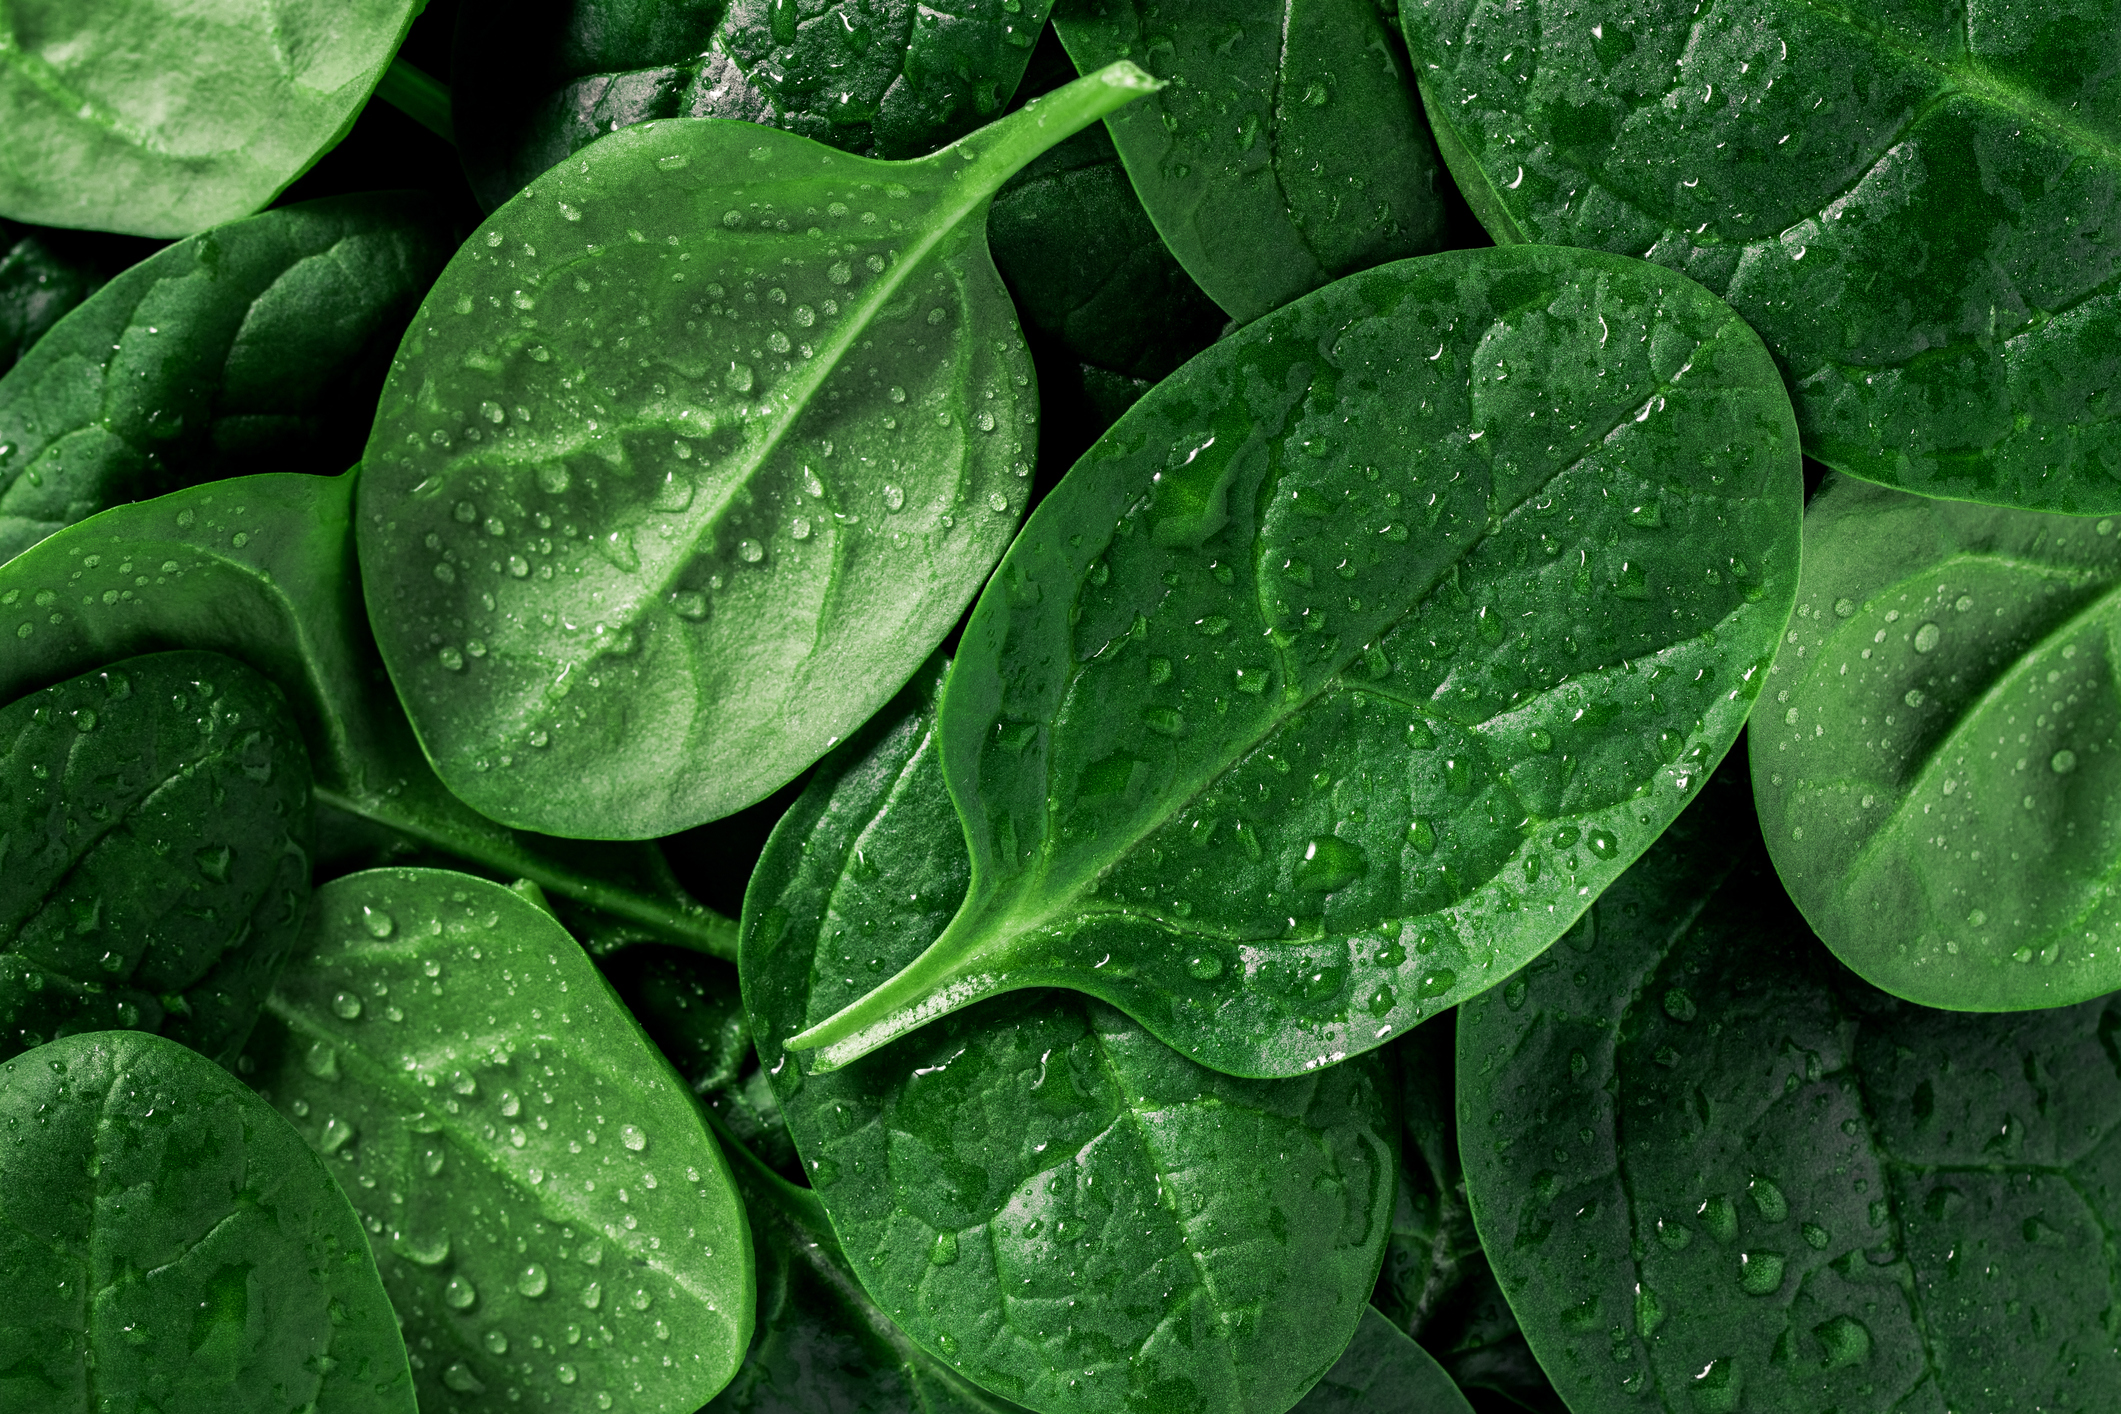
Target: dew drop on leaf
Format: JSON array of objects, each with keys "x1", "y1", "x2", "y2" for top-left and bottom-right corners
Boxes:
[{"x1": 516, "y1": 1263, "x2": 550, "y2": 1298}]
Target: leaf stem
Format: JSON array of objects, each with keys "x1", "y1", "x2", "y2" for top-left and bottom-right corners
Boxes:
[
  {"x1": 375, "y1": 56, "x2": 454, "y2": 144},
  {"x1": 781, "y1": 910, "x2": 1013, "y2": 1070},
  {"x1": 937, "y1": 60, "x2": 1162, "y2": 201}
]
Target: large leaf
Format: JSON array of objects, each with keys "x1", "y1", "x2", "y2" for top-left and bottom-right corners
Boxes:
[
  {"x1": 0, "y1": 1030, "x2": 414, "y2": 1413},
  {"x1": 1, "y1": 650, "x2": 312, "y2": 1063},
  {"x1": 1053, "y1": 0, "x2": 1446, "y2": 323},
  {"x1": 0, "y1": 473, "x2": 735, "y2": 955},
  {"x1": 0, "y1": 0, "x2": 421, "y2": 238},
  {"x1": 1292, "y1": 1307, "x2": 1476, "y2": 1414},
  {"x1": 743, "y1": 661, "x2": 1398, "y2": 1414},
  {"x1": 241, "y1": 868, "x2": 755, "y2": 1414},
  {"x1": 454, "y1": 0, "x2": 1058, "y2": 210},
  {"x1": 1399, "y1": 0, "x2": 2121, "y2": 512},
  {"x1": 358, "y1": 63, "x2": 1158, "y2": 840},
  {"x1": 1753, "y1": 474, "x2": 2121, "y2": 1010},
  {"x1": 0, "y1": 194, "x2": 453, "y2": 563},
  {"x1": 1460, "y1": 765, "x2": 2121, "y2": 1412},
  {"x1": 787, "y1": 244, "x2": 1804, "y2": 1078}
]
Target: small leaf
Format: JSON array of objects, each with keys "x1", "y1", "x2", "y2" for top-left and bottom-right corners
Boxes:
[{"x1": 1291, "y1": 1307, "x2": 1475, "y2": 1413}]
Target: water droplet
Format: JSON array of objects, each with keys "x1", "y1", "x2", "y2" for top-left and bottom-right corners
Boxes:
[
  {"x1": 2051, "y1": 749, "x2": 2077, "y2": 774},
  {"x1": 438, "y1": 646, "x2": 465, "y2": 671},
  {"x1": 791, "y1": 516, "x2": 812, "y2": 540},
  {"x1": 1587, "y1": 829, "x2": 1618, "y2": 859},
  {"x1": 811, "y1": 1159, "x2": 840, "y2": 1188},
  {"x1": 726, "y1": 362, "x2": 755, "y2": 393},
  {"x1": 483, "y1": 1329, "x2": 509, "y2": 1356},
  {"x1": 330, "y1": 991, "x2": 363, "y2": 1020},
  {"x1": 537, "y1": 464, "x2": 571, "y2": 494},
  {"x1": 737, "y1": 539, "x2": 764, "y2": 563},
  {"x1": 1815, "y1": 1314, "x2": 1872, "y2": 1369},
  {"x1": 445, "y1": 1274, "x2": 478, "y2": 1310},
  {"x1": 620, "y1": 1125, "x2": 648, "y2": 1152},
  {"x1": 1294, "y1": 835, "x2": 1368, "y2": 892},
  {"x1": 599, "y1": 529, "x2": 640, "y2": 572},
  {"x1": 1913, "y1": 622, "x2": 1941, "y2": 653},
  {"x1": 1749, "y1": 1177, "x2": 1787, "y2": 1221},
  {"x1": 1904, "y1": 689, "x2": 1925, "y2": 707},
  {"x1": 988, "y1": 491, "x2": 1010, "y2": 513},
  {"x1": 1186, "y1": 953, "x2": 1223, "y2": 980},
  {"x1": 1417, "y1": 969, "x2": 1456, "y2": 998},
  {"x1": 931, "y1": 1231, "x2": 960, "y2": 1265},
  {"x1": 517, "y1": 1263, "x2": 550, "y2": 1298},
  {"x1": 320, "y1": 1117, "x2": 357, "y2": 1153},
  {"x1": 629, "y1": 1288, "x2": 653, "y2": 1311},
  {"x1": 1663, "y1": 989, "x2": 1697, "y2": 1022},
  {"x1": 442, "y1": 1362, "x2": 485, "y2": 1393},
  {"x1": 361, "y1": 907, "x2": 394, "y2": 938},
  {"x1": 882, "y1": 483, "x2": 906, "y2": 512},
  {"x1": 1528, "y1": 729, "x2": 1553, "y2": 753},
  {"x1": 194, "y1": 845, "x2": 232, "y2": 883},
  {"x1": 451, "y1": 1070, "x2": 479, "y2": 1097},
  {"x1": 556, "y1": 1363, "x2": 577, "y2": 1385},
  {"x1": 1408, "y1": 818, "x2": 1437, "y2": 854},
  {"x1": 672, "y1": 590, "x2": 708, "y2": 620},
  {"x1": 1802, "y1": 1222, "x2": 1830, "y2": 1249},
  {"x1": 303, "y1": 1042, "x2": 339, "y2": 1081},
  {"x1": 580, "y1": 1280, "x2": 602, "y2": 1310},
  {"x1": 652, "y1": 470, "x2": 695, "y2": 512},
  {"x1": 1832, "y1": 597, "x2": 1856, "y2": 618}
]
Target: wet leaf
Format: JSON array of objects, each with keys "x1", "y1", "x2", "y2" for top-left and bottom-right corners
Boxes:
[
  {"x1": 242, "y1": 868, "x2": 755, "y2": 1414},
  {"x1": 743, "y1": 660, "x2": 1398, "y2": 1414},
  {"x1": 0, "y1": 1030, "x2": 414, "y2": 1412},
  {"x1": 1399, "y1": 0, "x2": 2121, "y2": 511},
  {"x1": 788, "y1": 244, "x2": 1802, "y2": 1078},
  {"x1": 1755, "y1": 474, "x2": 2121, "y2": 1009},
  {"x1": 357, "y1": 64, "x2": 1159, "y2": 839}
]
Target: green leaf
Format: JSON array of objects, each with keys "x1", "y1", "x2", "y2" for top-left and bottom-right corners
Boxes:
[
  {"x1": 1399, "y1": 0, "x2": 2121, "y2": 512},
  {"x1": 0, "y1": 1030, "x2": 414, "y2": 1413},
  {"x1": 0, "y1": 194, "x2": 453, "y2": 563},
  {"x1": 788, "y1": 244, "x2": 1804, "y2": 1078},
  {"x1": 1, "y1": 650, "x2": 312, "y2": 1063},
  {"x1": 357, "y1": 63, "x2": 1160, "y2": 840},
  {"x1": 1461, "y1": 765, "x2": 2121, "y2": 1413},
  {"x1": 708, "y1": 1119, "x2": 1034, "y2": 1413},
  {"x1": 0, "y1": 473, "x2": 737, "y2": 956},
  {"x1": 0, "y1": 0, "x2": 423, "y2": 238},
  {"x1": 241, "y1": 868, "x2": 756, "y2": 1414},
  {"x1": 1053, "y1": 0, "x2": 1446, "y2": 323},
  {"x1": 1753, "y1": 474, "x2": 2121, "y2": 1010},
  {"x1": 0, "y1": 221, "x2": 110, "y2": 373},
  {"x1": 1290, "y1": 1307, "x2": 1475, "y2": 1414},
  {"x1": 743, "y1": 660, "x2": 1398, "y2": 1414},
  {"x1": 454, "y1": 0, "x2": 1058, "y2": 210}
]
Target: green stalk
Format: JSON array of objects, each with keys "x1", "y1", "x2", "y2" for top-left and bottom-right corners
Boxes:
[{"x1": 375, "y1": 56, "x2": 454, "y2": 143}]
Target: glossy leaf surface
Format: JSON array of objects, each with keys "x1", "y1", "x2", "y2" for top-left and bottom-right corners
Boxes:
[
  {"x1": 1461, "y1": 767, "x2": 2121, "y2": 1412},
  {"x1": 1, "y1": 650, "x2": 312, "y2": 1063},
  {"x1": 1400, "y1": 0, "x2": 2121, "y2": 512},
  {"x1": 791, "y1": 244, "x2": 1803, "y2": 1078},
  {"x1": 242, "y1": 868, "x2": 754, "y2": 1414},
  {"x1": 0, "y1": 473, "x2": 735, "y2": 955},
  {"x1": 0, "y1": 1030, "x2": 414, "y2": 1413},
  {"x1": 1291, "y1": 1307, "x2": 1475, "y2": 1414},
  {"x1": 455, "y1": 0, "x2": 1057, "y2": 210},
  {"x1": 709, "y1": 1119, "x2": 1034, "y2": 1414},
  {"x1": 359, "y1": 64, "x2": 1158, "y2": 839},
  {"x1": 0, "y1": 0, "x2": 421, "y2": 238},
  {"x1": 744, "y1": 661, "x2": 1398, "y2": 1414},
  {"x1": 1054, "y1": 0, "x2": 1445, "y2": 323},
  {"x1": 0, "y1": 194, "x2": 452, "y2": 563},
  {"x1": 1753, "y1": 475, "x2": 2121, "y2": 1009}
]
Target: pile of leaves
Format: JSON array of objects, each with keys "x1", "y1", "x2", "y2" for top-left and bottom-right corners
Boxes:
[{"x1": 2, "y1": 1, "x2": 2116, "y2": 1411}]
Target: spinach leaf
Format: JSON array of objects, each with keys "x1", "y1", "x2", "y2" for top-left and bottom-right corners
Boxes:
[
  {"x1": 1052, "y1": 0, "x2": 1445, "y2": 323},
  {"x1": 1460, "y1": 764, "x2": 2121, "y2": 1413},
  {"x1": 709, "y1": 1113, "x2": 1034, "y2": 1413},
  {"x1": 1753, "y1": 474, "x2": 2121, "y2": 1010},
  {"x1": 1398, "y1": 0, "x2": 2121, "y2": 513},
  {"x1": 454, "y1": 0, "x2": 1057, "y2": 211},
  {"x1": 1292, "y1": 1307, "x2": 1476, "y2": 1414},
  {"x1": 0, "y1": 1030, "x2": 414, "y2": 1413},
  {"x1": 0, "y1": 473, "x2": 736, "y2": 956},
  {"x1": 0, "y1": 221, "x2": 111, "y2": 373},
  {"x1": 357, "y1": 64, "x2": 1158, "y2": 840},
  {"x1": 743, "y1": 659, "x2": 1399, "y2": 1414},
  {"x1": 788, "y1": 244, "x2": 1803, "y2": 1078},
  {"x1": 1, "y1": 650, "x2": 312, "y2": 1063},
  {"x1": 0, "y1": 0, "x2": 423, "y2": 238},
  {"x1": 0, "y1": 194, "x2": 452, "y2": 564},
  {"x1": 241, "y1": 867, "x2": 756, "y2": 1413}
]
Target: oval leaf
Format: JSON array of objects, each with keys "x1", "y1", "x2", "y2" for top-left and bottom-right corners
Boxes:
[
  {"x1": 1054, "y1": 0, "x2": 1446, "y2": 322},
  {"x1": 0, "y1": 2, "x2": 421, "y2": 237},
  {"x1": 0, "y1": 1030, "x2": 414, "y2": 1412},
  {"x1": 1461, "y1": 767, "x2": 2121, "y2": 1412},
  {"x1": 455, "y1": 0, "x2": 1058, "y2": 210},
  {"x1": 358, "y1": 63, "x2": 1159, "y2": 839},
  {"x1": 0, "y1": 194, "x2": 453, "y2": 562},
  {"x1": 241, "y1": 867, "x2": 756, "y2": 1413},
  {"x1": 2, "y1": 650, "x2": 312, "y2": 1062},
  {"x1": 0, "y1": 473, "x2": 734, "y2": 955},
  {"x1": 743, "y1": 661, "x2": 1398, "y2": 1414},
  {"x1": 1292, "y1": 1307, "x2": 1475, "y2": 1414},
  {"x1": 788, "y1": 245, "x2": 1803, "y2": 1077},
  {"x1": 1754, "y1": 474, "x2": 2121, "y2": 1009},
  {"x1": 1399, "y1": 0, "x2": 2121, "y2": 511}
]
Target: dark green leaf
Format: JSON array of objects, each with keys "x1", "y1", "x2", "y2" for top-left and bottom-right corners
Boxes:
[
  {"x1": 0, "y1": 222, "x2": 110, "y2": 373},
  {"x1": 1460, "y1": 764, "x2": 2121, "y2": 1412},
  {"x1": 709, "y1": 1119, "x2": 1034, "y2": 1413},
  {"x1": 0, "y1": 473, "x2": 736, "y2": 956},
  {"x1": 455, "y1": 0, "x2": 1058, "y2": 210},
  {"x1": 357, "y1": 64, "x2": 1158, "y2": 839},
  {"x1": 0, "y1": 194, "x2": 453, "y2": 564},
  {"x1": 1753, "y1": 474, "x2": 2121, "y2": 1010},
  {"x1": 1, "y1": 650, "x2": 312, "y2": 1063},
  {"x1": 0, "y1": 1, "x2": 423, "y2": 237},
  {"x1": 743, "y1": 660, "x2": 1398, "y2": 1414},
  {"x1": 1399, "y1": 0, "x2": 2121, "y2": 512},
  {"x1": 1290, "y1": 1307, "x2": 1475, "y2": 1414},
  {"x1": 0, "y1": 1030, "x2": 414, "y2": 1412},
  {"x1": 242, "y1": 868, "x2": 756, "y2": 1413},
  {"x1": 1054, "y1": 0, "x2": 1445, "y2": 323},
  {"x1": 789, "y1": 245, "x2": 1803, "y2": 1078}
]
